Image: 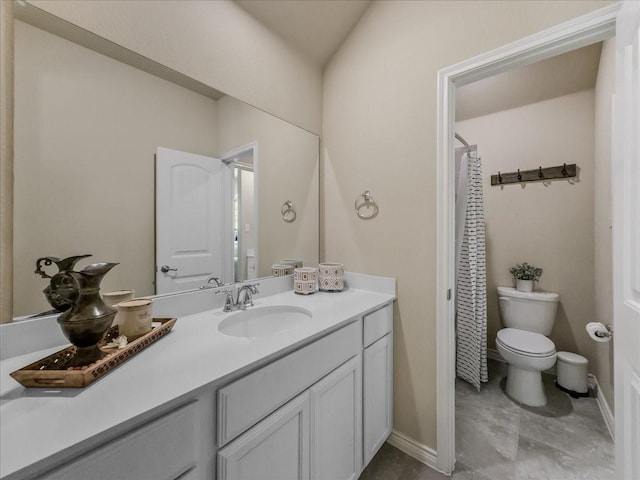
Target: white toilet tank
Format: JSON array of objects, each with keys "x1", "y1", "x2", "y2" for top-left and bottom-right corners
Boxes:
[{"x1": 497, "y1": 286, "x2": 559, "y2": 335}]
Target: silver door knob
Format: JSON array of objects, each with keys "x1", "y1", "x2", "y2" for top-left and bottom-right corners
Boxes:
[{"x1": 160, "y1": 265, "x2": 178, "y2": 273}]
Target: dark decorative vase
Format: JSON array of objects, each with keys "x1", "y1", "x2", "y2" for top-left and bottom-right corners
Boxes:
[
  {"x1": 34, "y1": 254, "x2": 92, "y2": 312},
  {"x1": 57, "y1": 262, "x2": 119, "y2": 367}
]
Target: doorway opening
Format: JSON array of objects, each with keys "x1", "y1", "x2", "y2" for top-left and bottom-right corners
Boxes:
[{"x1": 435, "y1": 3, "x2": 623, "y2": 475}]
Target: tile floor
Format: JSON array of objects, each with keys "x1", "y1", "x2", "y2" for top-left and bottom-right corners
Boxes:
[{"x1": 359, "y1": 360, "x2": 615, "y2": 480}]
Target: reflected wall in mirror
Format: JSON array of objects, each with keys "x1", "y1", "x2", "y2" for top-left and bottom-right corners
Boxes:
[{"x1": 13, "y1": 20, "x2": 319, "y2": 318}]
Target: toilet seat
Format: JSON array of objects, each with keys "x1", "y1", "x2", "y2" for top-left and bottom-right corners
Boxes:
[{"x1": 497, "y1": 328, "x2": 555, "y2": 357}]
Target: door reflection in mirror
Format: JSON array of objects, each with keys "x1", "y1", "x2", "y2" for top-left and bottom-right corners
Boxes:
[{"x1": 155, "y1": 147, "x2": 230, "y2": 295}]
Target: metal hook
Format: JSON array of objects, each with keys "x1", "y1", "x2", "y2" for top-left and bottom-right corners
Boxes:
[
  {"x1": 498, "y1": 171, "x2": 503, "y2": 184},
  {"x1": 561, "y1": 163, "x2": 568, "y2": 177},
  {"x1": 517, "y1": 169, "x2": 522, "y2": 181},
  {"x1": 538, "y1": 166, "x2": 544, "y2": 179}
]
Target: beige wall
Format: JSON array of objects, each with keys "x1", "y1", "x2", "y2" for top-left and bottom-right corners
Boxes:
[
  {"x1": 24, "y1": 0, "x2": 322, "y2": 135},
  {"x1": 322, "y1": 0, "x2": 611, "y2": 450},
  {"x1": 217, "y1": 96, "x2": 319, "y2": 277},
  {"x1": 14, "y1": 21, "x2": 218, "y2": 316},
  {"x1": 592, "y1": 38, "x2": 615, "y2": 410},
  {"x1": 0, "y1": 0, "x2": 14, "y2": 323},
  {"x1": 457, "y1": 90, "x2": 596, "y2": 358}
]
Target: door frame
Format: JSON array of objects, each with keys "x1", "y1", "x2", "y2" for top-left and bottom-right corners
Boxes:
[
  {"x1": 435, "y1": 3, "x2": 621, "y2": 474},
  {"x1": 220, "y1": 142, "x2": 259, "y2": 282}
]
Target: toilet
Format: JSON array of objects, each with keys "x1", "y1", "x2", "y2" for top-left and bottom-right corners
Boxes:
[{"x1": 496, "y1": 286, "x2": 559, "y2": 407}]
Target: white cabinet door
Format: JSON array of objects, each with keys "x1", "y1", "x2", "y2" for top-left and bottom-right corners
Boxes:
[
  {"x1": 363, "y1": 333, "x2": 393, "y2": 465},
  {"x1": 218, "y1": 392, "x2": 310, "y2": 480},
  {"x1": 310, "y1": 355, "x2": 362, "y2": 480}
]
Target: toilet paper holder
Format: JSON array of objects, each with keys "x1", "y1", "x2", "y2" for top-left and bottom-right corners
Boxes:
[
  {"x1": 594, "y1": 324, "x2": 613, "y2": 339},
  {"x1": 586, "y1": 322, "x2": 613, "y2": 343}
]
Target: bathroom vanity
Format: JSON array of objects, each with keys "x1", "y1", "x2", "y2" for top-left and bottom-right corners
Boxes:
[{"x1": 0, "y1": 274, "x2": 395, "y2": 480}]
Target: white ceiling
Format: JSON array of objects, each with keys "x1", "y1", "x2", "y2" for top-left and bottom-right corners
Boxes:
[
  {"x1": 235, "y1": 0, "x2": 372, "y2": 67},
  {"x1": 456, "y1": 42, "x2": 603, "y2": 121}
]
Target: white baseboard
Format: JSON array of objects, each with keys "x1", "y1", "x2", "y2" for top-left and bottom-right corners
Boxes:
[
  {"x1": 587, "y1": 374, "x2": 615, "y2": 441},
  {"x1": 387, "y1": 430, "x2": 444, "y2": 474},
  {"x1": 487, "y1": 348, "x2": 504, "y2": 363}
]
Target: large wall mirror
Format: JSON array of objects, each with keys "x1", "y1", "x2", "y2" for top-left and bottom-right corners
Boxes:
[{"x1": 12, "y1": 9, "x2": 319, "y2": 319}]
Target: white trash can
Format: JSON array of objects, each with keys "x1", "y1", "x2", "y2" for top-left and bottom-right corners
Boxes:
[{"x1": 556, "y1": 351, "x2": 589, "y2": 397}]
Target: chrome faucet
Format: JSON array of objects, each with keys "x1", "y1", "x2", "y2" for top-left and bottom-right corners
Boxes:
[
  {"x1": 215, "y1": 283, "x2": 260, "y2": 312},
  {"x1": 216, "y1": 288, "x2": 236, "y2": 312},
  {"x1": 199, "y1": 275, "x2": 224, "y2": 290},
  {"x1": 236, "y1": 283, "x2": 259, "y2": 310}
]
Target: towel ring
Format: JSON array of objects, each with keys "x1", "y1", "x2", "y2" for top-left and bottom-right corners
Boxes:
[
  {"x1": 354, "y1": 191, "x2": 379, "y2": 220},
  {"x1": 281, "y1": 200, "x2": 296, "y2": 223}
]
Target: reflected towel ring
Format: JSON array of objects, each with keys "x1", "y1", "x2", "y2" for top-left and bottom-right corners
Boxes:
[
  {"x1": 355, "y1": 190, "x2": 379, "y2": 220},
  {"x1": 281, "y1": 200, "x2": 296, "y2": 223}
]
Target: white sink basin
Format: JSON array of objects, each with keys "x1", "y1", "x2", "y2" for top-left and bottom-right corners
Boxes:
[{"x1": 218, "y1": 305, "x2": 313, "y2": 338}]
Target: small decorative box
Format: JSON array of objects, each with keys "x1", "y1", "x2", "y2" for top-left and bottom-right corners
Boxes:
[
  {"x1": 294, "y1": 267, "x2": 317, "y2": 295},
  {"x1": 318, "y1": 263, "x2": 344, "y2": 292},
  {"x1": 281, "y1": 259, "x2": 303, "y2": 269},
  {"x1": 272, "y1": 264, "x2": 294, "y2": 277}
]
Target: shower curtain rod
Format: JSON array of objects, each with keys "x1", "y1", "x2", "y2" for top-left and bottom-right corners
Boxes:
[{"x1": 455, "y1": 133, "x2": 470, "y2": 149}]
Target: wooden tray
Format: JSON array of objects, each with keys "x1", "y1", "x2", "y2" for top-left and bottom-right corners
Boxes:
[{"x1": 10, "y1": 318, "x2": 177, "y2": 388}]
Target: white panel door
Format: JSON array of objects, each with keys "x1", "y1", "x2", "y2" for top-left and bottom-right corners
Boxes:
[
  {"x1": 310, "y1": 355, "x2": 362, "y2": 480},
  {"x1": 156, "y1": 147, "x2": 231, "y2": 294},
  {"x1": 218, "y1": 392, "x2": 310, "y2": 480},
  {"x1": 613, "y1": 3, "x2": 640, "y2": 479},
  {"x1": 363, "y1": 333, "x2": 393, "y2": 465}
]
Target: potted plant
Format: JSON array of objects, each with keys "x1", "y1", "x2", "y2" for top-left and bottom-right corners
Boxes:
[{"x1": 509, "y1": 262, "x2": 543, "y2": 292}]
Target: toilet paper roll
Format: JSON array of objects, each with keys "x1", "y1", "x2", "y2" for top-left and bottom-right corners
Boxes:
[{"x1": 586, "y1": 322, "x2": 612, "y2": 343}]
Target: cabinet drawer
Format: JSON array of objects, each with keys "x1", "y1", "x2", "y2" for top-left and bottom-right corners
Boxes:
[
  {"x1": 39, "y1": 401, "x2": 199, "y2": 480},
  {"x1": 218, "y1": 320, "x2": 362, "y2": 446},
  {"x1": 363, "y1": 304, "x2": 392, "y2": 347}
]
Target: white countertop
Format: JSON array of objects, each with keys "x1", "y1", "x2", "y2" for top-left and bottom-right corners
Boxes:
[{"x1": 0, "y1": 283, "x2": 395, "y2": 480}]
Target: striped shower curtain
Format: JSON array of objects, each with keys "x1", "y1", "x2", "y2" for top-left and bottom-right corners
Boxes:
[{"x1": 455, "y1": 151, "x2": 488, "y2": 391}]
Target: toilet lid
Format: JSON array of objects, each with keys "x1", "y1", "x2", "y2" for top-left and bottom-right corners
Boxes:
[{"x1": 497, "y1": 328, "x2": 556, "y2": 356}]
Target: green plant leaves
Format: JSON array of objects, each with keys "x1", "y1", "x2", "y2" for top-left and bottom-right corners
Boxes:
[{"x1": 509, "y1": 262, "x2": 543, "y2": 281}]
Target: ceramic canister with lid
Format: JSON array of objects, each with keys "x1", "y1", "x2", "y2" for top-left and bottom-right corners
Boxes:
[
  {"x1": 117, "y1": 298, "x2": 153, "y2": 339},
  {"x1": 103, "y1": 290, "x2": 135, "y2": 326}
]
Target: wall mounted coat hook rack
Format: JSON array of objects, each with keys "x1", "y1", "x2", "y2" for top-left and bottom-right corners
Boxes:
[{"x1": 491, "y1": 163, "x2": 577, "y2": 186}]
